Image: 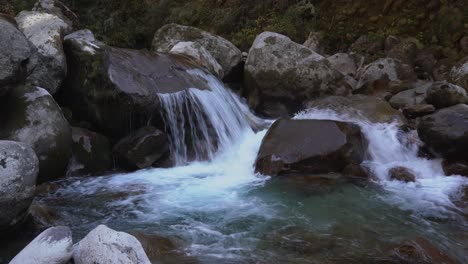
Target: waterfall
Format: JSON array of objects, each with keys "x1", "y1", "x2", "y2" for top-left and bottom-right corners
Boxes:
[
  {"x1": 159, "y1": 69, "x2": 267, "y2": 165},
  {"x1": 295, "y1": 109, "x2": 468, "y2": 216}
]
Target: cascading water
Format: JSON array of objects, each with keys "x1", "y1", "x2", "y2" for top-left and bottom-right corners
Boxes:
[
  {"x1": 159, "y1": 69, "x2": 267, "y2": 165},
  {"x1": 14, "y1": 72, "x2": 466, "y2": 263}
]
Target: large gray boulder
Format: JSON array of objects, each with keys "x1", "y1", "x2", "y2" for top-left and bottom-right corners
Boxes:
[
  {"x1": 418, "y1": 104, "x2": 468, "y2": 159},
  {"x1": 245, "y1": 32, "x2": 350, "y2": 117},
  {"x1": 355, "y1": 58, "x2": 416, "y2": 95},
  {"x1": 152, "y1": 23, "x2": 242, "y2": 78},
  {"x1": 326, "y1": 53, "x2": 357, "y2": 77},
  {"x1": 0, "y1": 16, "x2": 34, "y2": 95},
  {"x1": 0, "y1": 85, "x2": 72, "y2": 182},
  {"x1": 16, "y1": 11, "x2": 72, "y2": 94},
  {"x1": 33, "y1": 0, "x2": 79, "y2": 29},
  {"x1": 0, "y1": 141, "x2": 38, "y2": 231},
  {"x1": 73, "y1": 225, "x2": 151, "y2": 264},
  {"x1": 66, "y1": 127, "x2": 112, "y2": 177},
  {"x1": 425, "y1": 81, "x2": 468, "y2": 109},
  {"x1": 9, "y1": 226, "x2": 73, "y2": 264},
  {"x1": 170, "y1": 41, "x2": 224, "y2": 78},
  {"x1": 62, "y1": 29, "x2": 211, "y2": 139},
  {"x1": 255, "y1": 119, "x2": 367, "y2": 176},
  {"x1": 389, "y1": 81, "x2": 432, "y2": 110}
]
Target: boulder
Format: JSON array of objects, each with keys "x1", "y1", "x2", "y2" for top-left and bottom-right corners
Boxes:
[
  {"x1": 442, "y1": 160, "x2": 468, "y2": 177},
  {"x1": 0, "y1": 141, "x2": 38, "y2": 231},
  {"x1": 128, "y1": 230, "x2": 178, "y2": 262},
  {"x1": 113, "y1": 126, "x2": 169, "y2": 170},
  {"x1": 73, "y1": 225, "x2": 151, "y2": 264},
  {"x1": 33, "y1": 0, "x2": 79, "y2": 28},
  {"x1": 0, "y1": 85, "x2": 72, "y2": 182},
  {"x1": 389, "y1": 167, "x2": 416, "y2": 182},
  {"x1": 66, "y1": 127, "x2": 112, "y2": 177},
  {"x1": 170, "y1": 41, "x2": 224, "y2": 78},
  {"x1": 0, "y1": 16, "x2": 34, "y2": 95},
  {"x1": 402, "y1": 104, "x2": 436, "y2": 119},
  {"x1": 433, "y1": 58, "x2": 456, "y2": 82},
  {"x1": 425, "y1": 81, "x2": 467, "y2": 109},
  {"x1": 152, "y1": 23, "x2": 242, "y2": 78},
  {"x1": 304, "y1": 94, "x2": 405, "y2": 124},
  {"x1": 385, "y1": 39, "x2": 418, "y2": 66},
  {"x1": 61, "y1": 29, "x2": 211, "y2": 139},
  {"x1": 449, "y1": 57, "x2": 468, "y2": 91},
  {"x1": 418, "y1": 104, "x2": 468, "y2": 159},
  {"x1": 255, "y1": 119, "x2": 367, "y2": 176},
  {"x1": 28, "y1": 200, "x2": 59, "y2": 228},
  {"x1": 16, "y1": 11, "x2": 72, "y2": 94},
  {"x1": 389, "y1": 82, "x2": 431, "y2": 110},
  {"x1": 9, "y1": 226, "x2": 73, "y2": 264},
  {"x1": 326, "y1": 53, "x2": 357, "y2": 77},
  {"x1": 350, "y1": 35, "x2": 384, "y2": 56},
  {"x1": 414, "y1": 47, "x2": 440, "y2": 78},
  {"x1": 303, "y1": 31, "x2": 325, "y2": 54},
  {"x1": 245, "y1": 32, "x2": 349, "y2": 117},
  {"x1": 355, "y1": 58, "x2": 416, "y2": 94}
]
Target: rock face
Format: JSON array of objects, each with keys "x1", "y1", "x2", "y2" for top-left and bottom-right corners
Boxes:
[
  {"x1": 305, "y1": 95, "x2": 405, "y2": 124},
  {"x1": 425, "y1": 81, "x2": 467, "y2": 109},
  {"x1": 0, "y1": 141, "x2": 38, "y2": 231},
  {"x1": 245, "y1": 32, "x2": 349, "y2": 117},
  {"x1": 9, "y1": 226, "x2": 73, "y2": 264},
  {"x1": 418, "y1": 104, "x2": 468, "y2": 159},
  {"x1": 73, "y1": 225, "x2": 151, "y2": 264},
  {"x1": 16, "y1": 11, "x2": 72, "y2": 94},
  {"x1": 66, "y1": 127, "x2": 112, "y2": 177},
  {"x1": 0, "y1": 85, "x2": 72, "y2": 182},
  {"x1": 0, "y1": 16, "x2": 34, "y2": 95},
  {"x1": 389, "y1": 167, "x2": 416, "y2": 182},
  {"x1": 255, "y1": 119, "x2": 367, "y2": 176},
  {"x1": 61, "y1": 29, "x2": 211, "y2": 139},
  {"x1": 355, "y1": 58, "x2": 416, "y2": 94},
  {"x1": 449, "y1": 58, "x2": 468, "y2": 91},
  {"x1": 113, "y1": 126, "x2": 169, "y2": 170},
  {"x1": 152, "y1": 23, "x2": 242, "y2": 78},
  {"x1": 170, "y1": 41, "x2": 224, "y2": 78}
]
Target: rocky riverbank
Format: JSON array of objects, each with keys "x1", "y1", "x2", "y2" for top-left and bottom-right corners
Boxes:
[{"x1": 1, "y1": 0, "x2": 467, "y2": 263}]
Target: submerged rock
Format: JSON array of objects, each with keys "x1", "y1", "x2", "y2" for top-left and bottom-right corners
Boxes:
[
  {"x1": 66, "y1": 127, "x2": 112, "y2": 177},
  {"x1": 418, "y1": 104, "x2": 468, "y2": 159},
  {"x1": 61, "y1": 29, "x2": 211, "y2": 139},
  {"x1": 113, "y1": 126, "x2": 169, "y2": 170},
  {"x1": 245, "y1": 32, "x2": 349, "y2": 117},
  {"x1": 15, "y1": 11, "x2": 71, "y2": 94},
  {"x1": 74, "y1": 225, "x2": 151, "y2": 264},
  {"x1": 255, "y1": 119, "x2": 367, "y2": 176},
  {"x1": 0, "y1": 141, "x2": 38, "y2": 231},
  {"x1": 0, "y1": 16, "x2": 33, "y2": 95},
  {"x1": 152, "y1": 23, "x2": 242, "y2": 78},
  {"x1": 128, "y1": 230, "x2": 179, "y2": 263},
  {"x1": 10, "y1": 226, "x2": 73, "y2": 264},
  {"x1": 0, "y1": 85, "x2": 71, "y2": 183},
  {"x1": 389, "y1": 167, "x2": 416, "y2": 182},
  {"x1": 425, "y1": 81, "x2": 468, "y2": 109},
  {"x1": 170, "y1": 41, "x2": 224, "y2": 78}
]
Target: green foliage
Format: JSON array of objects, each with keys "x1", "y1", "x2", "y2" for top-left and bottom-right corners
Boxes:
[{"x1": 11, "y1": 0, "x2": 35, "y2": 13}]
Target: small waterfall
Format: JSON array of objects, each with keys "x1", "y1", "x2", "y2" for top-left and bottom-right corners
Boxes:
[
  {"x1": 159, "y1": 69, "x2": 266, "y2": 165},
  {"x1": 295, "y1": 109, "x2": 468, "y2": 216}
]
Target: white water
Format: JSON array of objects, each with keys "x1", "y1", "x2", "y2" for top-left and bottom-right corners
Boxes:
[{"x1": 295, "y1": 109, "x2": 468, "y2": 218}]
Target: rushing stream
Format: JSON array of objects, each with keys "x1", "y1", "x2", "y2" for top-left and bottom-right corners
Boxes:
[{"x1": 10, "y1": 71, "x2": 467, "y2": 263}]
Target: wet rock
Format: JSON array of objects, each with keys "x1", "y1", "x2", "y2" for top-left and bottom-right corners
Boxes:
[
  {"x1": 255, "y1": 119, "x2": 367, "y2": 176},
  {"x1": 10, "y1": 226, "x2": 73, "y2": 264},
  {"x1": 442, "y1": 160, "x2": 468, "y2": 177},
  {"x1": 326, "y1": 53, "x2": 357, "y2": 77},
  {"x1": 389, "y1": 167, "x2": 416, "y2": 182},
  {"x1": 128, "y1": 230, "x2": 178, "y2": 262},
  {"x1": 305, "y1": 94, "x2": 405, "y2": 124},
  {"x1": 0, "y1": 85, "x2": 72, "y2": 182},
  {"x1": 61, "y1": 29, "x2": 211, "y2": 139},
  {"x1": 0, "y1": 141, "x2": 38, "y2": 231},
  {"x1": 425, "y1": 81, "x2": 467, "y2": 109},
  {"x1": 403, "y1": 104, "x2": 436, "y2": 118},
  {"x1": 418, "y1": 104, "x2": 468, "y2": 159},
  {"x1": 303, "y1": 31, "x2": 325, "y2": 54},
  {"x1": 28, "y1": 200, "x2": 59, "y2": 228},
  {"x1": 74, "y1": 225, "x2": 151, "y2": 264},
  {"x1": 449, "y1": 57, "x2": 468, "y2": 91},
  {"x1": 113, "y1": 126, "x2": 169, "y2": 170},
  {"x1": 389, "y1": 82, "x2": 431, "y2": 110},
  {"x1": 380, "y1": 237, "x2": 456, "y2": 264},
  {"x1": 16, "y1": 11, "x2": 72, "y2": 94},
  {"x1": 66, "y1": 127, "x2": 112, "y2": 177},
  {"x1": 355, "y1": 58, "x2": 416, "y2": 95},
  {"x1": 245, "y1": 32, "x2": 349, "y2": 117},
  {"x1": 343, "y1": 164, "x2": 370, "y2": 179},
  {"x1": 170, "y1": 41, "x2": 224, "y2": 78},
  {"x1": 0, "y1": 16, "x2": 34, "y2": 95},
  {"x1": 152, "y1": 23, "x2": 242, "y2": 79}
]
